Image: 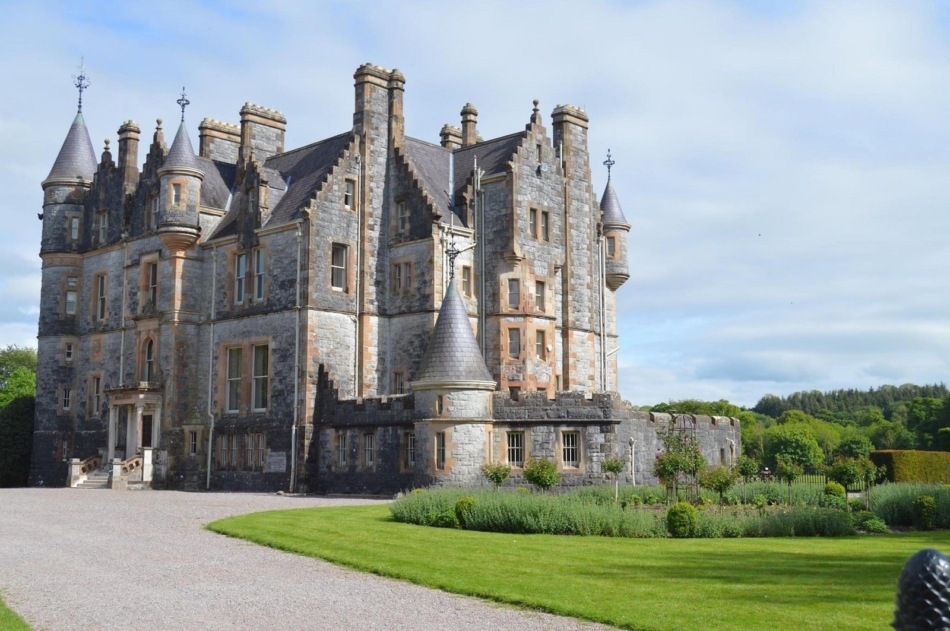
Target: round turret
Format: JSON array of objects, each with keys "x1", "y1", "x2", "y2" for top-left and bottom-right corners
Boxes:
[
  {"x1": 41, "y1": 112, "x2": 97, "y2": 255},
  {"x1": 157, "y1": 120, "x2": 203, "y2": 250},
  {"x1": 601, "y1": 175, "x2": 630, "y2": 291}
]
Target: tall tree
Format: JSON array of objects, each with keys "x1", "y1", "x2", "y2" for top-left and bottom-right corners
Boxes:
[{"x1": 0, "y1": 346, "x2": 37, "y2": 391}]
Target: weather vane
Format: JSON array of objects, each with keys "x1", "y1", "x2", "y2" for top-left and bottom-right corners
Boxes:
[
  {"x1": 445, "y1": 235, "x2": 461, "y2": 282},
  {"x1": 72, "y1": 57, "x2": 89, "y2": 113},
  {"x1": 177, "y1": 87, "x2": 190, "y2": 121},
  {"x1": 604, "y1": 149, "x2": 615, "y2": 179}
]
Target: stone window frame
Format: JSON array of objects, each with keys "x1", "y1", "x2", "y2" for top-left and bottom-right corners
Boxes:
[
  {"x1": 343, "y1": 178, "x2": 357, "y2": 211},
  {"x1": 87, "y1": 372, "x2": 104, "y2": 418},
  {"x1": 392, "y1": 370, "x2": 406, "y2": 395},
  {"x1": 560, "y1": 430, "x2": 582, "y2": 470},
  {"x1": 535, "y1": 280, "x2": 545, "y2": 313},
  {"x1": 535, "y1": 329, "x2": 546, "y2": 360},
  {"x1": 541, "y1": 210, "x2": 551, "y2": 242},
  {"x1": 505, "y1": 325, "x2": 522, "y2": 359},
  {"x1": 216, "y1": 432, "x2": 236, "y2": 470},
  {"x1": 336, "y1": 430, "x2": 347, "y2": 469},
  {"x1": 245, "y1": 432, "x2": 268, "y2": 471},
  {"x1": 251, "y1": 343, "x2": 270, "y2": 412},
  {"x1": 391, "y1": 259, "x2": 413, "y2": 295},
  {"x1": 403, "y1": 431, "x2": 416, "y2": 470},
  {"x1": 60, "y1": 385, "x2": 73, "y2": 414},
  {"x1": 138, "y1": 252, "x2": 160, "y2": 313},
  {"x1": 395, "y1": 199, "x2": 410, "y2": 235},
  {"x1": 183, "y1": 427, "x2": 203, "y2": 458},
  {"x1": 91, "y1": 271, "x2": 108, "y2": 324},
  {"x1": 529, "y1": 207, "x2": 539, "y2": 239},
  {"x1": 223, "y1": 345, "x2": 243, "y2": 414},
  {"x1": 506, "y1": 430, "x2": 525, "y2": 468},
  {"x1": 435, "y1": 431, "x2": 446, "y2": 470},
  {"x1": 67, "y1": 214, "x2": 81, "y2": 243},
  {"x1": 506, "y1": 278, "x2": 520, "y2": 310},
  {"x1": 62, "y1": 337, "x2": 77, "y2": 365},
  {"x1": 139, "y1": 335, "x2": 157, "y2": 382},
  {"x1": 363, "y1": 431, "x2": 376, "y2": 470},
  {"x1": 63, "y1": 276, "x2": 79, "y2": 318},
  {"x1": 96, "y1": 210, "x2": 108, "y2": 247},
  {"x1": 330, "y1": 242, "x2": 350, "y2": 292},
  {"x1": 252, "y1": 247, "x2": 268, "y2": 303},
  {"x1": 606, "y1": 235, "x2": 617, "y2": 259},
  {"x1": 145, "y1": 195, "x2": 158, "y2": 231},
  {"x1": 168, "y1": 179, "x2": 187, "y2": 209},
  {"x1": 461, "y1": 265, "x2": 473, "y2": 297},
  {"x1": 233, "y1": 250, "x2": 248, "y2": 305}
]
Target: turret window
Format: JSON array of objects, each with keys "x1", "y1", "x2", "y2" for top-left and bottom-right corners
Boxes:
[
  {"x1": 172, "y1": 183, "x2": 182, "y2": 206},
  {"x1": 435, "y1": 432, "x2": 446, "y2": 470},
  {"x1": 70, "y1": 217, "x2": 80, "y2": 241},
  {"x1": 607, "y1": 236, "x2": 616, "y2": 258}
]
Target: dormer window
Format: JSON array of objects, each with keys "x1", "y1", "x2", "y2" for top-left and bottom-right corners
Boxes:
[
  {"x1": 97, "y1": 212, "x2": 108, "y2": 245},
  {"x1": 397, "y1": 201, "x2": 409, "y2": 234}
]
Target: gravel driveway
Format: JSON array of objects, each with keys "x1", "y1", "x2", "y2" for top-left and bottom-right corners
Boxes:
[{"x1": 0, "y1": 489, "x2": 609, "y2": 631}]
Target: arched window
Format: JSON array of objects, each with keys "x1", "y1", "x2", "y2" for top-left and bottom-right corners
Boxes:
[{"x1": 144, "y1": 339, "x2": 154, "y2": 382}]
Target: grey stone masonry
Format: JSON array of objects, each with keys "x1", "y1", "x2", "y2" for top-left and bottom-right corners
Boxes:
[{"x1": 32, "y1": 63, "x2": 648, "y2": 494}]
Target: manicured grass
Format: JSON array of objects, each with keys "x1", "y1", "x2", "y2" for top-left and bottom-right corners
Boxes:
[
  {"x1": 209, "y1": 505, "x2": 948, "y2": 631},
  {"x1": 0, "y1": 594, "x2": 31, "y2": 631}
]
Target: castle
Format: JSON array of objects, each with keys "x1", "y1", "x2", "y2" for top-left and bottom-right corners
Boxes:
[{"x1": 30, "y1": 63, "x2": 739, "y2": 493}]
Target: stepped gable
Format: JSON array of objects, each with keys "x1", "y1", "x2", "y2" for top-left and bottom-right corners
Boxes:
[
  {"x1": 600, "y1": 178, "x2": 628, "y2": 226},
  {"x1": 46, "y1": 112, "x2": 98, "y2": 182},
  {"x1": 197, "y1": 158, "x2": 234, "y2": 209},
  {"x1": 404, "y1": 137, "x2": 452, "y2": 219},
  {"x1": 412, "y1": 279, "x2": 493, "y2": 386},
  {"x1": 208, "y1": 131, "x2": 351, "y2": 239},
  {"x1": 163, "y1": 121, "x2": 202, "y2": 172},
  {"x1": 452, "y1": 131, "x2": 524, "y2": 201}
]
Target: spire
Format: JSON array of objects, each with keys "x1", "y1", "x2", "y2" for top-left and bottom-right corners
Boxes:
[
  {"x1": 411, "y1": 280, "x2": 494, "y2": 388},
  {"x1": 162, "y1": 120, "x2": 201, "y2": 172},
  {"x1": 45, "y1": 112, "x2": 98, "y2": 183},
  {"x1": 600, "y1": 150, "x2": 629, "y2": 227}
]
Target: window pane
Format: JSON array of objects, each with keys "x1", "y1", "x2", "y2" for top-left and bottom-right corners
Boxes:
[
  {"x1": 254, "y1": 250, "x2": 265, "y2": 301},
  {"x1": 331, "y1": 245, "x2": 346, "y2": 289},
  {"x1": 536, "y1": 331, "x2": 545, "y2": 359},
  {"x1": 563, "y1": 432, "x2": 579, "y2": 467},
  {"x1": 535, "y1": 281, "x2": 544, "y2": 312},
  {"x1": 508, "y1": 329, "x2": 520, "y2": 358},
  {"x1": 227, "y1": 348, "x2": 242, "y2": 412},
  {"x1": 507, "y1": 279, "x2": 519, "y2": 308},
  {"x1": 235, "y1": 254, "x2": 246, "y2": 303},
  {"x1": 530, "y1": 209, "x2": 538, "y2": 238},
  {"x1": 436, "y1": 432, "x2": 445, "y2": 470},
  {"x1": 541, "y1": 212, "x2": 549, "y2": 241},
  {"x1": 253, "y1": 345, "x2": 269, "y2": 409},
  {"x1": 507, "y1": 432, "x2": 524, "y2": 467},
  {"x1": 65, "y1": 291, "x2": 77, "y2": 315},
  {"x1": 607, "y1": 237, "x2": 616, "y2": 257}
]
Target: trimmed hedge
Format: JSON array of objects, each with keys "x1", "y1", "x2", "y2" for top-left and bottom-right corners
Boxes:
[{"x1": 871, "y1": 450, "x2": 950, "y2": 484}]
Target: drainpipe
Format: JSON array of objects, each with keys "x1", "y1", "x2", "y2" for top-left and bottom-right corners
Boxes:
[
  {"x1": 206, "y1": 244, "x2": 217, "y2": 490},
  {"x1": 599, "y1": 235, "x2": 607, "y2": 391},
  {"x1": 353, "y1": 154, "x2": 363, "y2": 397},
  {"x1": 290, "y1": 222, "x2": 302, "y2": 492},
  {"x1": 119, "y1": 239, "x2": 128, "y2": 383}
]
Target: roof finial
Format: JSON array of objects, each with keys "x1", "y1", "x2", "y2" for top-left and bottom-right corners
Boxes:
[
  {"x1": 72, "y1": 57, "x2": 89, "y2": 113},
  {"x1": 604, "y1": 149, "x2": 615, "y2": 180},
  {"x1": 177, "y1": 87, "x2": 190, "y2": 122},
  {"x1": 445, "y1": 234, "x2": 461, "y2": 281}
]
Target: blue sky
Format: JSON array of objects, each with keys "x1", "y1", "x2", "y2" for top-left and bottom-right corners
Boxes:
[{"x1": 1, "y1": 0, "x2": 948, "y2": 407}]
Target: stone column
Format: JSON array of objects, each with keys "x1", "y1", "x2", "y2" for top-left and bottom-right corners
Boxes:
[
  {"x1": 130, "y1": 403, "x2": 144, "y2": 457},
  {"x1": 107, "y1": 405, "x2": 118, "y2": 462},
  {"x1": 124, "y1": 405, "x2": 133, "y2": 459},
  {"x1": 152, "y1": 402, "x2": 162, "y2": 448}
]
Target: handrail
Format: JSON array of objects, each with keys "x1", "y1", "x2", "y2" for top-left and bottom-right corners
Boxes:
[
  {"x1": 121, "y1": 455, "x2": 143, "y2": 475},
  {"x1": 79, "y1": 455, "x2": 102, "y2": 475}
]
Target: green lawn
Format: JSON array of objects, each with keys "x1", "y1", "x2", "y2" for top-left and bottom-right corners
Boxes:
[
  {"x1": 209, "y1": 504, "x2": 948, "y2": 631},
  {"x1": 0, "y1": 594, "x2": 31, "y2": 631}
]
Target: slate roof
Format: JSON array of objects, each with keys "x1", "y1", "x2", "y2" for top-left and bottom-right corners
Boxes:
[
  {"x1": 208, "y1": 132, "x2": 351, "y2": 239},
  {"x1": 412, "y1": 279, "x2": 494, "y2": 386},
  {"x1": 197, "y1": 158, "x2": 235, "y2": 209},
  {"x1": 263, "y1": 132, "x2": 352, "y2": 227},
  {"x1": 452, "y1": 132, "x2": 524, "y2": 202},
  {"x1": 46, "y1": 112, "x2": 98, "y2": 182},
  {"x1": 600, "y1": 179, "x2": 628, "y2": 226},
  {"x1": 164, "y1": 121, "x2": 202, "y2": 172},
  {"x1": 404, "y1": 137, "x2": 451, "y2": 217}
]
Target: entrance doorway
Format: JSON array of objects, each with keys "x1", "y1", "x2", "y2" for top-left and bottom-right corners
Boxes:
[{"x1": 142, "y1": 415, "x2": 153, "y2": 449}]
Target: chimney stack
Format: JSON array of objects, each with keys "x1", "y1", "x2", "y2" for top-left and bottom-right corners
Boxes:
[
  {"x1": 461, "y1": 103, "x2": 478, "y2": 146},
  {"x1": 440, "y1": 124, "x2": 462, "y2": 149},
  {"x1": 117, "y1": 120, "x2": 141, "y2": 194},
  {"x1": 388, "y1": 69, "x2": 406, "y2": 147}
]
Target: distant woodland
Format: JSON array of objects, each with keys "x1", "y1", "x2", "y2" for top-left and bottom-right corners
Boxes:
[{"x1": 648, "y1": 383, "x2": 950, "y2": 468}]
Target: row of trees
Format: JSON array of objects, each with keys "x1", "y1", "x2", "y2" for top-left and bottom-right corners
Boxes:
[{"x1": 0, "y1": 345, "x2": 37, "y2": 487}]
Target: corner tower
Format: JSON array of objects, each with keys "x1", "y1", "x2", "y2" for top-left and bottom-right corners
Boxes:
[{"x1": 600, "y1": 151, "x2": 630, "y2": 290}]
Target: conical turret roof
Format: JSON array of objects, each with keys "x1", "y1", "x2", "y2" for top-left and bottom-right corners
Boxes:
[
  {"x1": 162, "y1": 121, "x2": 201, "y2": 172},
  {"x1": 46, "y1": 112, "x2": 97, "y2": 182},
  {"x1": 412, "y1": 279, "x2": 494, "y2": 387},
  {"x1": 600, "y1": 179, "x2": 629, "y2": 227}
]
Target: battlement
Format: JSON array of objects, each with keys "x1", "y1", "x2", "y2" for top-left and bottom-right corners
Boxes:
[{"x1": 239, "y1": 103, "x2": 286, "y2": 127}]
